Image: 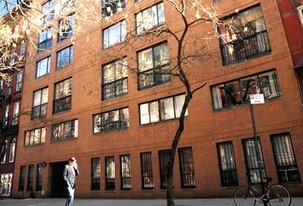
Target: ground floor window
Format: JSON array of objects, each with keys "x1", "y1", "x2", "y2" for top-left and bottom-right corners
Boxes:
[
  {"x1": 18, "y1": 165, "x2": 26, "y2": 191},
  {"x1": 216, "y1": 142, "x2": 238, "y2": 186},
  {"x1": 91, "y1": 157, "x2": 100, "y2": 191},
  {"x1": 158, "y1": 150, "x2": 170, "y2": 189},
  {"x1": 178, "y1": 147, "x2": 196, "y2": 188},
  {"x1": 105, "y1": 156, "x2": 115, "y2": 190},
  {"x1": 36, "y1": 163, "x2": 43, "y2": 191},
  {"x1": 120, "y1": 154, "x2": 131, "y2": 190},
  {"x1": 242, "y1": 138, "x2": 266, "y2": 183},
  {"x1": 271, "y1": 133, "x2": 300, "y2": 183},
  {"x1": 27, "y1": 164, "x2": 34, "y2": 191},
  {"x1": 140, "y1": 152, "x2": 154, "y2": 189},
  {"x1": 0, "y1": 173, "x2": 12, "y2": 196}
]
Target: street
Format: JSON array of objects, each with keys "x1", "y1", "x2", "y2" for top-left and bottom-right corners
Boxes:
[{"x1": 0, "y1": 197, "x2": 302, "y2": 206}]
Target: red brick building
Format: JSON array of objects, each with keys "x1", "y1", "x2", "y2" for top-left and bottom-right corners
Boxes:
[{"x1": 12, "y1": 0, "x2": 303, "y2": 199}]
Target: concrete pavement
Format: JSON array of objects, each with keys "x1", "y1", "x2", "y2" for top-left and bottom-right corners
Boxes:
[{"x1": 0, "y1": 197, "x2": 302, "y2": 206}]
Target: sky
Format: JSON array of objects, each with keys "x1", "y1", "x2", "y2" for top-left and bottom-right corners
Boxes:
[{"x1": 0, "y1": 0, "x2": 18, "y2": 16}]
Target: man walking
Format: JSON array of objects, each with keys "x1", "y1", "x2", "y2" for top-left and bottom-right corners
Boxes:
[{"x1": 63, "y1": 157, "x2": 79, "y2": 206}]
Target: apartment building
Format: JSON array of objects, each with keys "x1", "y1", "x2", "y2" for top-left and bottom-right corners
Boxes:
[{"x1": 11, "y1": 0, "x2": 303, "y2": 199}]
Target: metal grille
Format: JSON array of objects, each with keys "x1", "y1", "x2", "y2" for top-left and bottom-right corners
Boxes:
[
  {"x1": 158, "y1": 150, "x2": 170, "y2": 189},
  {"x1": 271, "y1": 133, "x2": 300, "y2": 183},
  {"x1": 178, "y1": 147, "x2": 196, "y2": 188},
  {"x1": 140, "y1": 152, "x2": 154, "y2": 189},
  {"x1": 91, "y1": 158, "x2": 100, "y2": 191}
]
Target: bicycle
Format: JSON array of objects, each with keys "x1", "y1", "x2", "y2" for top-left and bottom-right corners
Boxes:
[{"x1": 234, "y1": 176, "x2": 291, "y2": 206}]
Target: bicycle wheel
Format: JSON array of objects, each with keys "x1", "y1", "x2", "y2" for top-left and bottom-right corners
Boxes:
[
  {"x1": 234, "y1": 186, "x2": 256, "y2": 206},
  {"x1": 268, "y1": 184, "x2": 291, "y2": 206}
]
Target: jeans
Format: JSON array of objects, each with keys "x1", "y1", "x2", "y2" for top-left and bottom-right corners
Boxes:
[{"x1": 65, "y1": 186, "x2": 75, "y2": 206}]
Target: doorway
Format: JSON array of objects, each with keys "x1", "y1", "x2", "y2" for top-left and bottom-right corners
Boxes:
[{"x1": 50, "y1": 161, "x2": 67, "y2": 197}]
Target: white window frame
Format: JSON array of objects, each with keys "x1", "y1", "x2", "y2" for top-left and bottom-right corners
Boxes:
[
  {"x1": 12, "y1": 102, "x2": 20, "y2": 125},
  {"x1": 36, "y1": 57, "x2": 51, "y2": 78},
  {"x1": 103, "y1": 20, "x2": 126, "y2": 48},
  {"x1": 16, "y1": 71, "x2": 22, "y2": 92}
]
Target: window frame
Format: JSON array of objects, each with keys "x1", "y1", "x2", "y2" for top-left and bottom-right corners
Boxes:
[
  {"x1": 158, "y1": 149, "x2": 170, "y2": 189},
  {"x1": 24, "y1": 127, "x2": 46, "y2": 146},
  {"x1": 103, "y1": 20, "x2": 126, "y2": 49},
  {"x1": 102, "y1": 58, "x2": 128, "y2": 100},
  {"x1": 137, "y1": 42, "x2": 171, "y2": 90},
  {"x1": 26, "y1": 164, "x2": 34, "y2": 191},
  {"x1": 36, "y1": 163, "x2": 43, "y2": 191},
  {"x1": 105, "y1": 156, "x2": 115, "y2": 190},
  {"x1": 139, "y1": 93, "x2": 188, "y2": 125},
  {"x1": 211, "y1": 69, "x2": 281, "y2": 110},
  {"x1": 135, "y1": 2, "x2": 165, "y2": 35},
  {"x1": 32, "y1": 87, "x2": 48, "y2": 120},
  {"x1": 53, "y1": 78, "x2": 72, "y2": 114},
  {"x1": 298, "y1": 5, "x2": 303, "y2": 28},
  {"x1": 18, "y1": 165, "x2": 26, "y2": 191},
  {"x1": 58, "y1": 14, "x2": 75, "y2": 42},
  {"x1": 270, "y1": 133, "x2": 301, "y2": 183},
  {"x1": 51, "y1": 119, "x2": 78, "y2": 142},
  {"x1": 36, "y1": 56, "x2": 51, "y2": 78},
  {"x1": 120, "y1": 154, "x2": 131, "y2": 190},
  {"x1": 93, "y1": 107, "x2": 129, "y2": 133},
  {"x1": 56, "y1": 45, "x2": 74, "y2": 69},
  {"x1": 91, "y1": 157, "x2": 101, "y2": 191},
  {"x1": 216, "y1": 141, "x2": 238, "y2": 187},
  {"x1": 38, "y1": 28, "x2": 53, "y2": 51},
  {"x1": 41, "y1": 0, "x2": 55, "y2": 25},
  {"x1": 140, "y1": 152, "x2": 154, "y2": 189},
  {"x1": 242, "y1": 137, "x2": 266, "y2": 183},
  {"x1": 102, "y1": 0, "x2": 126, "y2": 17},
  {"x1": 178, "y1": 147, "x2": 196, "y2": 188}
]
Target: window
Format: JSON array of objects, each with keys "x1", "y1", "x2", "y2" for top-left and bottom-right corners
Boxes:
[
  {"x1": 12, "y1": 102, "x2": 19, "y2": 125},
  {"x1": 3, "y1": 105, "x2": 9, "y2": 127},
  {"x1": 8, "y1": 138, "x2": 16, "y2": 163},
  {"x1": 178, "y1": 147, "x2": 196, "y2": 188},
  {"x1": 41, "y1": 0, "x2": 55, "y2": 25},
  {"x1": 36, "y1": 56, "x2": 51, "y2": 78},
  {"x1": 120, "y1": 154, "x2": 131, "y2": 189},
  {"x1": 242, "y1": 138, "x2": 266, "y2": 183},
  {"x1": 24, "y1": 127, "x2": 46, "y2": 146},
  {"x1": 15, "y1": 71, "x2": 22, "y2": 92},
  {"x1": 18, "y1": 165, "x2": 26, "y2": 191},
  {"x1": 38, "y1": 28, "x2": 53, "y2": 51},
  {"x1": 32, "y1": 87, "x2": 48, "y2": 119},
  {"x1": 103, "y1": 20, "x2": 126, "y2": 48},
  {"x1": 1, "y1": 140, "x2": 7, "y2": 164},
  {"x1": 53, "y1": 78, "x2": 72, "y2": 114},
  {"x1": 36, "y1": 163, "x2": 43, "y2": 191},
  {"x1": 140, "y1": 152, "x2": 154, "y2": 189},
  {"x1": 211, "y1": 70, "x2": 281, "y2": 110},
  {"x1": 298, "y1": 6, "x2": 303, "y2": 27},
  {"x1": 0, "y1": 173, "x2": 12, "y2": 196},
  {"x1": 51, "y1": 119, "x2": 78, "y2": 141},
  {"x1": 58, "y1": 15, "x2": 75, "y2": 42},
  {"x1": 216, "y1": 142, "x2": 238, "y2": 186},
  {"x1": 138, "y1": 43, "x2": 170, "y2": 89},
  {"x1": 158, "y1": 149, "x2": 170, "y2": 189},
  {"x1": 136, "y1": 2, "x2": 165, "y2": 35},
  {"x1": 139, "y1": 94, "x2": 188, "y2": 125},
  {"x1": 60, "y1": 0, "x2": 75, "y2": 15},
  {"x1": 102, "y1": 58, "x2": 128, "y2": 100},
  {"x1": 102, "y1": 0, "x2": 125, "y2": 17},
  {"x1": 271, "y1": 133, "x2": 300, "y2": 183},
  {"x1": 19, "y1": 43, "x2": 26, "y2": 61},
  {"x1": 219, "y1": 5, "x2": 270, "y2": 65},
  {"x1": 27, "y1": 164, "x2": 34, "y2": 191},
  {"x1": 56, "y1": 46, "x2": 73, "y2": 69},
  {"x1": 91, "y1": 157, "x2": 100, "y2": 191},
  {"x1": 93, "y1": 108, "x2": 129, "y2": 133},
  {"x1": 105, "y1": 156, "x2": 115, "y2": 190}
]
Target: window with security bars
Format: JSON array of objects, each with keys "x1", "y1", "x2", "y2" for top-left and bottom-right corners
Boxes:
[
  {"x1": 158, "y1": 150, "x2": 170, "y2": 189},
  {"x1": 36, "y1": 163, "x2": 42, "y2": 191},
  {"x1": 105, "y1": 156, "x2": 115, "y2": 190},
  {"x1": 18, "y1": 165, "x2": 26, "y2": 191},
  {"x1": 27, "y1": 164, "x2": 34, "y2": 191},
  {"x1": 242, "y1": 138, "x2": 266, "y2": 183},
  {"x1": 178, "y1": 147, "x2": 196, "y2": 188},
  {"x1": 216, "y1": 142, "x2": 238, "y2": 186},
  {"x1": 218, "y1": 5, "x2": 271, "y2": 65},
  {"x1": 91, "y1": 157, "x2": 100, "y2": 191},
  {"x1": 140, "y1": 152, "x2": 154, "y2": 189},
  {"x1": 120, "y1": 154, "x2": 131, "y2": 189},
  {"x1": 271, "y1": 133, "x2": 300, "y2": 183}
]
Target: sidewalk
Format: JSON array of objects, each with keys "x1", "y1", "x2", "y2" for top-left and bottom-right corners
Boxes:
[{"x1": 0, "y1": 197, "x2": 302, "y2": 206}]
